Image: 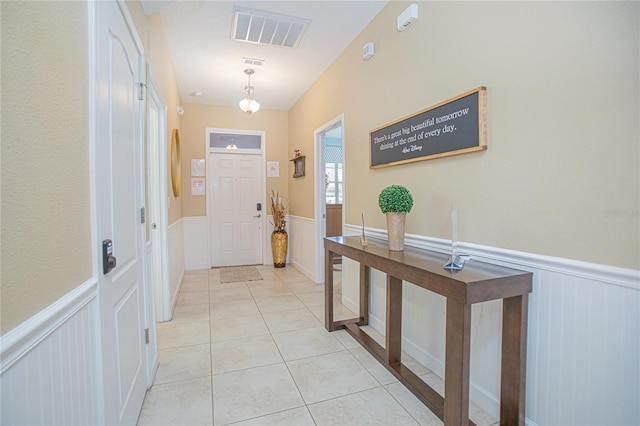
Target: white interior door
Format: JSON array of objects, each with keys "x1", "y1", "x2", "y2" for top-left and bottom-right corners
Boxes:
[
  {"x1": 145, "y1": 68, "x2": 165, "y2": 382},
  {"x1": 96, "y1": 1, "x2": 147, "y2": 424},
  {"x1": 209, "y1": 153, "x2": 263, "y2": 266}
]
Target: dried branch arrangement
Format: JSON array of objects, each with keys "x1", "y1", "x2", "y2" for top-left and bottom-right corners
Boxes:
[{"x1": 270, "y1": 190, "x2": 288, "y2": 233}]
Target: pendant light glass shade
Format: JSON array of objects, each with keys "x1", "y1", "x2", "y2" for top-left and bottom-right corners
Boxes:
[
  {"x1": 239, "y1": 97, "x2": 260, "y2": 114},
  {"x1": 239, "y1": 69, "x2": 260, "y2": 115}
]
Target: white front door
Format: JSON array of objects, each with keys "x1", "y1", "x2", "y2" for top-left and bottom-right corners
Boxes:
[
  {"x1": 96, "y1": 1, "x2": 147, "y2": 424},
  {"x1": 209, "y1": 153, "x2": 263, "y2": 266}
]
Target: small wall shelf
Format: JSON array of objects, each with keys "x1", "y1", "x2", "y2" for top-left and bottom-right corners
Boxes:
[{"x1": 290, "y1": 156, "x2": 305, "y2": 178}]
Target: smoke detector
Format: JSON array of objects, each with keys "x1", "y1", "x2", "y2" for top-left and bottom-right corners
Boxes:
[{"x1": 397, "y1": 4, "x2": 418, "y2": 32}]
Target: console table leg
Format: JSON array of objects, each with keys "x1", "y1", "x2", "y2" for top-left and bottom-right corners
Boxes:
[
  {"x1": 359, "y1": 264, "x2": 370, "y2": 326},
  {"x1": 325, "y1": 247, "x2": 336, "y2": 331},
  {"x1": 385, "y1": 275, "x2": 402, "y2": 365},
  {"x1": 500, "y1": 294, "x2": 528, "y2": 426},
  {"x1": 445, "y1": 299, "x2": 471, "y2": 426}
]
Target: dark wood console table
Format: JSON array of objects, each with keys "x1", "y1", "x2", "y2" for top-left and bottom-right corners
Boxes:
[{"x1": 324, "y1": 236, "x2": 532, "y2": 426}]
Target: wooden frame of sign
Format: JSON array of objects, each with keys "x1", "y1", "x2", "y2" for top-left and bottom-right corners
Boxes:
[
  {"x1": 291, "y1": 155, "x2": 305, "y2": 178},
  {"x1": 370, "y1": 87, "x2": 487, "y2": 169}
]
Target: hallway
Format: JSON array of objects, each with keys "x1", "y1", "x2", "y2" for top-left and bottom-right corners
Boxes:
[{"x1": 137, "y1": 265, "x2": 496, "y2": 425}]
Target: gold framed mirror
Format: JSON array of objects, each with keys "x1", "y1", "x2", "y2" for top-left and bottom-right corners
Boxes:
[{"x1": 170, "y1": 128, "x2": 181, "y2": 197}]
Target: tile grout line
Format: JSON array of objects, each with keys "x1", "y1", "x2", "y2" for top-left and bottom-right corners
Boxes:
[
  {"x1": 150, "y1": 267, "x2": 450, "y2": 426},
  {"x1": 380, "y1": 381, "x2": 426, "y2": 426},
  {"x1": 275, "y1": 267, "x2": 394, "y2": 423},
  {"x1": 330, "y1": 265, "x2": 422, "y2": 425},
  {"x1": 254, "y1": 269, "x2": 319, "y2": 426},
  {"x1": 179, "y1": 266, "x2": 426, "y2": 426}
]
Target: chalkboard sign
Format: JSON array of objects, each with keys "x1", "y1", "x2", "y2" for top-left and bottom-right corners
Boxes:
[{"x1": 370, "y1": 87, "x2": 487, "y2": 168}]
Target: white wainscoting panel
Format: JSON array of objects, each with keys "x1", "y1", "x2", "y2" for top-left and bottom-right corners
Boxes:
[
  {"x1": 0, "y1": 279, "x2": 102, "y2": 425},
  {"x1": 288, "y1": 215, "x2": 316, "y2": 281},
  {"x1": 183, "y1": 216, "x2": 209, "y2": 271},
  {"x1": 343, "y1": 224, "x2": 640, "y2": 425},
  {"x1": 186, "y1": 215, "x2": 288, "y2": 269},
  {"x1": 168, "y1": 219, "x2": 185, "y2": 314}
]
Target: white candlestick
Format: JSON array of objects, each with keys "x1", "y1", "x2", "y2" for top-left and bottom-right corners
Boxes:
[{"x1": 451, "y1": 204, "x2": 458, "y2": 256}]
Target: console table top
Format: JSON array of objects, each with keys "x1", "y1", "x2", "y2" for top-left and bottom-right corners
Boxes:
[{"x1": 325, "y1": 236, "x2": 532, "y2": 304}]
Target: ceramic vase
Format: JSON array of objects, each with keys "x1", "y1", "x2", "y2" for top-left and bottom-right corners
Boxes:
[{"x1": 271, "y1": 231, "x2": 288, "y2": 268}]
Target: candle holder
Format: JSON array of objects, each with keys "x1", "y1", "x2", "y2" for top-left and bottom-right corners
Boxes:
[{"x1": 444, "y1": 204, "x2": 465, "y2": 271}]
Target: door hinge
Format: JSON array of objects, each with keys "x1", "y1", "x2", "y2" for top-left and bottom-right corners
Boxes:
[
  {"x1": 137, "y1": 82, "x2": 146, "y2": 101},
  {"x1": 141, "y1": 207, "x2": 145, "y2": 224},
  {"x1": 145, "y1": 328, "x2": 150, "y2": 344}
]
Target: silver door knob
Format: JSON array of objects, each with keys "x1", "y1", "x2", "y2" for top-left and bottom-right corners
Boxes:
[{"x1": 253, "y1": 214, "x2": 261, "y2": 218}]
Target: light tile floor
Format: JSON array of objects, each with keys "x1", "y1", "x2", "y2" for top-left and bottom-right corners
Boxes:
[{"x1": 137, "y1": 264, "x2": 497, "y2": 426}]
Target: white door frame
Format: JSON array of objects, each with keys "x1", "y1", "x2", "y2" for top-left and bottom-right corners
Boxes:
[
  {"x1": 314, "y1": 114, "x2": 345, "y2": 283},
  {"x1": 205, "y1": 128, "x2": 266, "y2": 266},
  {"x1": 146, "y1": 69, "x2": 171, "y2": 325},
  {"x1": 87, "y1": 1, "x2": 103, "y2": 420},
  {"x1": 144, "y1": 68, "x2": 167, "y2": 387}
]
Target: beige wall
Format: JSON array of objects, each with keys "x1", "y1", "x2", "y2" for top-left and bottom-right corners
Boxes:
[
  {"x1": 126, "y1": 2, "x2": 184, "y2": 225},
  {"x1": 1, "y1": 1, "x2": 92, "y2": 333},
  {"x1": 180, "y1": 104, "x2": 289, "y2": 217},
  {"x1": 1, "y1": 1, "x2": 636, "y2": 335},
  {"x1": 0, "y1": 0, "x2": 183, "y2": 334},
  {"x1": 288, "y1": 1, "x2": 639, "y2": 269}
]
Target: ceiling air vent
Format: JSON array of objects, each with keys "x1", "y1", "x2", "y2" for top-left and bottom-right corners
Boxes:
[
  {"x1": 232, "y1": 7, "x2": 310, "y2": 49},
  {"x1": 243, "y1": 57, "x2": 265, "y2": 67}
]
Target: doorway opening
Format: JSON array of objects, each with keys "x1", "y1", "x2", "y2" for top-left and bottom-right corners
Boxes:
[
  {"x1": 314, "y1": 114, "x2": 345, "y2": 284},
  {"x1": 205, "y1": 128, "x2": 266, "y2": 267}
]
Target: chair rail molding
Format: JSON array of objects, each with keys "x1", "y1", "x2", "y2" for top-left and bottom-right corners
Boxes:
[{"x1": 0, "y1": 277, "x2": 99, "y2": 373}]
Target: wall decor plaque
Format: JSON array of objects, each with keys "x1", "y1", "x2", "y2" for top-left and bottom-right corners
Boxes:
[{"x1": 370, "y1": 87, "x2": 487, "y2": 168}]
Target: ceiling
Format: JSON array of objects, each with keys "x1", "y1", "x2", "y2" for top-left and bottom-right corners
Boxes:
[{"x1": 141, "y1": 1, "x2": 388, "y2": 111}]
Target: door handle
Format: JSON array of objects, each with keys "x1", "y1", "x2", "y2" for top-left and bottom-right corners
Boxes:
[
  {"x1": 102, "y1": 239, "x2": 117, "y2": 274},
  {"x1": 253, "y1": 214, "x2": 261, "y2": 218}
]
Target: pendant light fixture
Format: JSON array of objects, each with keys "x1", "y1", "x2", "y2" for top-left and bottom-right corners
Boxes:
[
  {"x1": 226, "y1": 138, "x2": 238, "y2": 150},
  {"x1": 239, "y1": 68, "x2": 260, "y2": 115}
]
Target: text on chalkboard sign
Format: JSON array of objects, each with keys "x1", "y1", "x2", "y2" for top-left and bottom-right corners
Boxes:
[{"x1": 370, "y1": 87, "x2": 487, "y2": 168}]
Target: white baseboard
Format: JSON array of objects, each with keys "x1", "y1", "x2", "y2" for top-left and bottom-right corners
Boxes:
[
  {"x1": 290, "y1": 259, "x2": 316, "y2": 281},
  {"x1": 341, "y1": 294, "x2": 359, "y2": 314}
]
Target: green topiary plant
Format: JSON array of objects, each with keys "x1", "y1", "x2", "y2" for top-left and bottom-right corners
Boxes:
[{"x1": 378, "y1": 185, "x2": 414, "y2": 213}]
